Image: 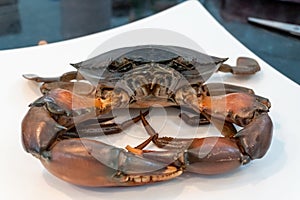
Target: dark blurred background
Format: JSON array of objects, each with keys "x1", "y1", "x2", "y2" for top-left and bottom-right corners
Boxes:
[{"x1": 0, "y1": 0, "x2": 299, "y2": 84}]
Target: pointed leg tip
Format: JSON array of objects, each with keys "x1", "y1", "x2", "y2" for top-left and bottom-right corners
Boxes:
[
  {"x1": 236, "y1": 57, "x2": 261, "y2": 74},
  {"x1": 23, "y1": 74, "x2": 39, "y2": 80}
]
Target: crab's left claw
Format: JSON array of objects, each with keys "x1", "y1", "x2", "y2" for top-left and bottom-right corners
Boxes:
[{"x1": 30, "y1": 88, "x2": 112, "y2": 116}]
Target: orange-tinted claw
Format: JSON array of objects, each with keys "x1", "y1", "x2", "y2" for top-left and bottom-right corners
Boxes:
[
  {"x1": 199, "y1": 93, "x2": 269, "y2": 126},
  {"x1": 48, "y1": 88, "x2": 108, "y2": 110},
  {"x1": 31, "y1": 88, "x2": 112, "y2": 113}
]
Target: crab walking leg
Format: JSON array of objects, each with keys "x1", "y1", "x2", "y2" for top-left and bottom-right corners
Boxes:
[
  {"x1": 65, "y1": 110, "x2": 149, "y2": 137},
  {"x1": 179, "y1": 112, "x2": 210, "y2": 126},
  {"x1": 178, "y1": 111, "x2": 237, "y2": 137},
  {"x1": 23, "y1": 73, "x2": 96, "y2": 96},
  {"x1": 23, "y1": 71, "x2": 78, "y2": 83},
  {"x1": 217, "y1": 57, "x2": 260, "y2": 75}
]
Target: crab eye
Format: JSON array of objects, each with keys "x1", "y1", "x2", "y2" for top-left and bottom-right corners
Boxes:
[
  {"x1": 107, "y1": 61, "x2": 118, "y2": 72},
  {"x1": 117, "y1": 64, "x2": 133, "y2": 73},
  {"x1": 108, "y1": 58, "x2": 134, "y2": 73},
  {"x1": 108, "y1": 63, "x2": 133, "y2": 73}
]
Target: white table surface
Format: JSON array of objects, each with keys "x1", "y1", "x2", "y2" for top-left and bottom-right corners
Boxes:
[{"x1": 1, "y1": 0, "x2": 300, "y2": 199}]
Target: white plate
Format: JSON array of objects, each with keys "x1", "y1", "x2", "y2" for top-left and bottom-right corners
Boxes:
[{"x1": 1, "y1": 0, "x2": 300, "y2": 199}]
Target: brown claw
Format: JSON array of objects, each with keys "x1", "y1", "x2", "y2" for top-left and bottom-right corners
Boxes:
[
  {"x1": 41, "y1": 138, "x2": 183, "y2": 187},
  {"x1": 21, "y1": 106, "x2": 66, "y2": 157},
  {"x1": 40, "y1": 138, "x2": 120, "y2": 187},
  {"x1": 185, "y1": 137, "x2": 247, "y2": 174},
  {"x1": 235, "y1": 112, "x2": 273, "y2": 160},
  {"x1": 199, "y1": 92, "x2": 270, "y2": 126}
]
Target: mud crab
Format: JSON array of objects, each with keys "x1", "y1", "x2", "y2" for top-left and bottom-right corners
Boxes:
[{"x1": 22, "y1": 45, "x2": 273, "y2": 187}]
